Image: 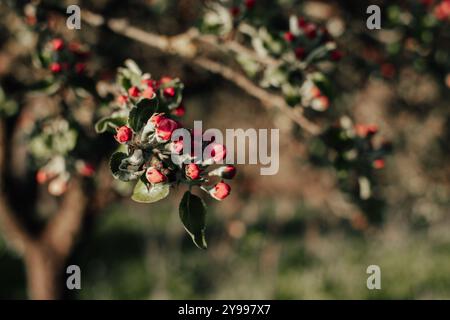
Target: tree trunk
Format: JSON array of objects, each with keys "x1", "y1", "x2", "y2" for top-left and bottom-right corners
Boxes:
[{"x1": 24, "y1": 242, "x2": 63, "y2": 300}]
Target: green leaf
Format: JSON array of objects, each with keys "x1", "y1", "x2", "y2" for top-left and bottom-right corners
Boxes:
[
  {"x1": 131, "y1": 179, "x2": 170, "y2": 203},
  {"x1": 110, "y1": 151, "x2": 128, "y2": 177},
  {"x1": 128, "y1": 98, "x2": 158, "y2": 132},
  {"x1": 179, "y1": 191, "x2": 207, "y2": 249},
  {"x1": 124, "y1": 59, "x2": 142, "y2": 76},
  {"x1": 311, "y1": 72, "x2": 333, "y2": 100},
  {"x1": 95, "y1": 114, "x2": 128, "y2": 133}
]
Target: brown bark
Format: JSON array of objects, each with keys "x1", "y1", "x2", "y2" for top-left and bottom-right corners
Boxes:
[
  {"x1": 24, "y1": 242, "x2": 62, "y2": 300},
  {"x1": 0, "y1": 120, "x2": 97, "y2": 299}
]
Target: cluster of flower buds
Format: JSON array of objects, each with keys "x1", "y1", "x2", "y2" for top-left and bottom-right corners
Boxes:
[
  {"x1": 284, "y1": 16, "x2": 342, "y2": 63},
  {"x1": 431, "y1": 0, "x2": 450, "y2": 20},
  {"x1": 97, "y1": 60, "x2": 237, "y2": 248},
  {"x1": 115, "y1": 63, "x2": 185, "y2": 118},
  {"x1": 315, "y1": 117, "x2": 391, "y2": 200},
  {"x1": 35, "y1": 156, "x2": 95, "y2": 196},
  {"x1": 28, "y1": 35, "x2": 96, "y2": 195},
  {"x1": 230, "y1": 0, "x2": 257, "y2": 18},
  {"x1": 41, "y1": 38, "x2": 90, "y2": 78},
  {"x1": 299, "y1": 79, "x2": 330, "y2": 112}
]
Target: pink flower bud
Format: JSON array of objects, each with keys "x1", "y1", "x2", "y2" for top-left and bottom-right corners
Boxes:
[
  {"x1": 304, "y1": 23, "x2": 317, "y2": 39},
  {"x1": 163, "y1": 87, "x2": 176, "y2": 97},
  {"x1": 50, "y1": 62, "x2": 62, "y2": 73},
  {"x1": 222, "y1": 165, "x2": 236, "y2": 179},
  {"x1": 170, "y1": 138, "x2": 184, "y2": 154},
  {"x1": 208, "y1": 165, "x2": 236, "y2": 179},
  {"x1": 295, "y1": 47, "x2": 305, "y2": 60},
  {"x1": 68, "y1": 41, "x2": 81, "y2": 53},
  {"x1": 355, "y1": 124, "x2": 378, "y2": 137},
  {"x1": 48, "y1": 177, "x2": 68, "y2": 196},
  {"x1": 435, "y1": 1, "x2": 450, "y2": 20},
  {"x1": 146, "y1": 167, "x2": 167, "y2": 184},
  {"x1": 373, "y1": 159, "x2": 385, "y2": 169},
  {"x1": 36, "y1": 170, "x2": 48, "y2": 184},
  {"x1": 311, "y1": 95, "x2": 329, "y2": 111},
  {"x1": 117, "y1": 95, "x2": 128, "y2": 105},
  {"x1": 75, "y1": 62, "x2": 86, "y2": 74},
  {"x1": 298, "y1": 17, "x2": 307, "y2": 28},
  {"x1": 209, "y1": 143, "x2": 227, "y2": 163},
  {"x1": 330, "y1": 49, "x2": 343, "y2": 61},
  {"x1": 185, "y1": 163, "x2": 201, "y2": 180},
  {"x1": 381, "y1": 63, "x2": 395, "y2": 79},
  {"x1": 211, "y1": 181, "x2": 231, "y2": 200},
  {"x1": 51, "y1": 38, "x2": 64, "y2": 51},
  {"x1": 114, "y1": 126, "x2": 133, "y2": 143},
  {"x1": 284, "y1": 32, "x2": 295, "y2": 42},
  {"x1": 159, "y1": 76, "x2": 172, "y2": 84},
  {"x1": 172, "y1": 104, "x2": 185, "y2": 117},
  {"x1": 156, "y1": 117, "x2": 179, "y2": 141},
  {"x1": 149, "y1": 113, "x2": 165, "y2": 126},
  {"x1": 310, "y1": 86, "x2": 322, "y2": 98},
  {"x1": 79, "y1": 162, "x2": 95, "y2": 177},
  {"x1": 230, "y1": 6, "x2": 240, "y2": 17},
  {"x1": 142, "y1": 79, "x2": 157, "y2": 88},
  {"x1": 142, "y1": 87, "x2": 155, "y2": 99},
  {"x1": 245, "y1": 0, "x2": 256, "y2": 10},
  {"x1": 128, "y1": 86, "x2": 141, "y2": 97}
]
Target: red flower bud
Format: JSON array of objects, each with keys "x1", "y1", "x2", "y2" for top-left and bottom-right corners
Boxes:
[
  {"x1": 51, "y1": 38, "x2": 64, "y2": 51},
  {"x1": 170, "y1": 138, "x2": 184, "y2": 154},
  {"x1": 115, "y1": 126, "x2": 133, "y2": 143},
  {"x1": 356, "y1": 124, "x2": 378, "y2": 137},
  {"x1": 146, "y1": 167, "x2": 167, "y2": 184},
  {"x1": 36, "y1": 170, "x2": 48, "y2": 184},
  {"x1": 230, "y1": 6, "x2": 240, "y2": 17},
  {"x1": 311, "y1": 95, "x2": 330, "y2": 111},
  {"x1": 330, "y1": 49, "x2": 343, "y2": 61},
  {"x1": 48, "y1": 177, "x2": 68, "y2": 196},
  {"x1": 185, "y1": 163, "x2": 201, "y2": 180},
  {"x1": 156, "y1": 117, "x2": 179, "y2": 141},
  {"x1": 50, "y1": 62, "x2": 62, "y2": 73},
  {"x1": 298, "y1": 17, "x2": 307, "y2": 28},
  {"x1": 128, "y1": 86, "x2": 141, "y2": 97},
  {"x1": 117, "y1": 95, "x2": 128, "y2": 105},
  {"x1": 163, "y1": 87, "x2": 176, "y2": 97},
  {"x1": 149, "y1": 113, "x2": 165, "y2": 126},
  {"x1": 245, "y1": 0, "x2": 256, "y2": 10},
  {"x1": 75, "y1": 62, "x2": 86, "y2": 74},
  {"x1": 435, "y1": 1, "x2": 450, "y2": 20},
  {"x1": 208, "y1": 165, "x2": 237, "y2": 179},
  {"x1": 310, "y1": 86, "x2": 322, "y2": 98},
  {"x1": 223, "y1": 165, "x2": 237, "y2": 179},
  {"x1": 142, "y1": 87, "x2": 155, "y2": 99},
  {"x1": 284, "y1": 32, "x2": 295, "y2": 42},
  {"x1": 142, "y1": 79, "x2": 156, "y2": 88},
  {"x1": 211, "y1": 181, "x2": 231, "y2": 200},
  {"x1": 373, "y1": 159, "x2": 385, "y2": 169},
  {"x1": 68, "y1": 41, "x2": 80, "y2": 52},
  {"x1": 159, "y1": 76, "x2": 172, "y2": 84},
  {"x1": 304, "y1": 23, "x2": 317, "y2": 39},
  {"x1": 79, "y1": 162, "x2": 95, "y2": 177},
  {"x1": 209, "y1": 143, "x2": 227, "y2": 163},
  {"x1": 295, "y1": 47, "x2": 305, "y2": 60},
  {"x1": 381, "y1": 63, "x2": 395, "y2": 79},
  {"x1": 172, "y1": 104, "x2": 185, "y2": 117}
]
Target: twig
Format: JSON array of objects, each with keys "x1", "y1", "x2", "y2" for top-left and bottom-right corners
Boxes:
[{"x1": 80, "y1": 10, "x2": 321, "y2": 135}]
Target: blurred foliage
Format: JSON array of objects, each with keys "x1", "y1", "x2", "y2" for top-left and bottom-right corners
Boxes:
[{"x1": 0, "y1": 0, "x2": 449, "y2": 300}]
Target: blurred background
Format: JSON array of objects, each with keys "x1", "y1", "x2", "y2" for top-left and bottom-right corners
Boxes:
[{"x1": 0, "y1": 0, "x2": 449, "y2": 299}]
